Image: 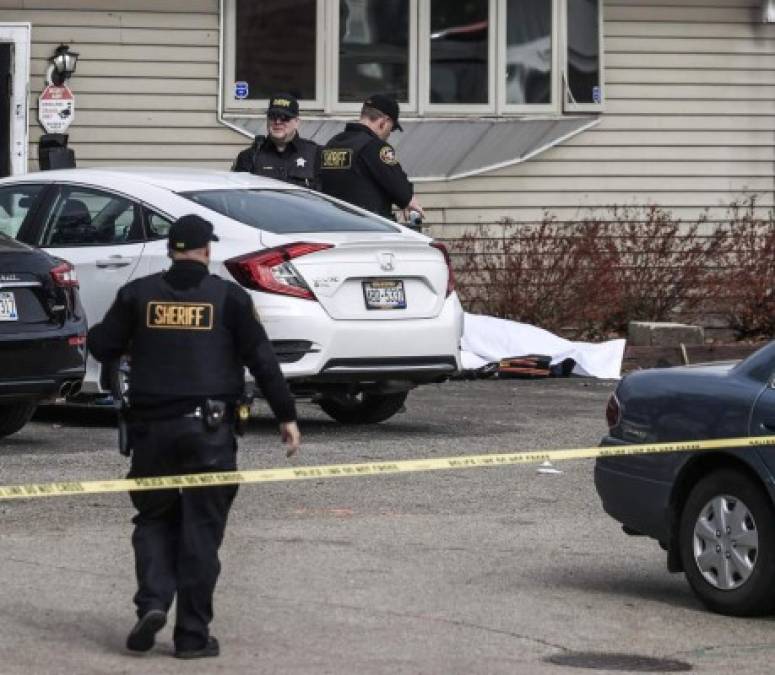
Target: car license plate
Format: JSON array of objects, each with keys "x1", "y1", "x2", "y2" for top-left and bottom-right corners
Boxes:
[
  {"x1": 363, "y1": 280, "x2": 406, "y2": 310},
  {"x1": 0, "y1": 291, "x2": 18, "y2": 321}
]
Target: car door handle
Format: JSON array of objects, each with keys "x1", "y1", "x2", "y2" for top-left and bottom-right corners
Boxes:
[
  {"x1": 761, "y1": 420, "x2": 775, "y2": 431},
  {"x1": 96, "y1": 256, "x2": 132, "y2": 268}
]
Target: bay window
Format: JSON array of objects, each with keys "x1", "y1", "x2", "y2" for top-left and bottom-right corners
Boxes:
[{"x1": 222, "y1": 0, "x2": 603, "y2": 116}]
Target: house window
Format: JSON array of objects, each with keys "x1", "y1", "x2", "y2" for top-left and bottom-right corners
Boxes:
[
  {"x1": 565, "y1": 0, "x2": 603, "y2": 110},
  {"x1": 504, "y1": 0, "x2": 552, "y2": 105},
  {"x1": 337, "y1": 0, "x2": 411, "y2": 103},
  {"x1": 429, "y1": 0, "x2": 490, "y2": 105},
  {"x1": 225, "y1": 0, "x2": 325, "y2": 109},
  {"x1": 234, "y1": 0, "x2": 318, "y2": 100},
  {"x1": 222, "y1": 0, "x2": 603, "y2": 116}
]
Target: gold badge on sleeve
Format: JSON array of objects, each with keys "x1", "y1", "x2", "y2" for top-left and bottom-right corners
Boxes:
[{"x1": 379, "y1": 145, "x2": 397, "y2": 165}]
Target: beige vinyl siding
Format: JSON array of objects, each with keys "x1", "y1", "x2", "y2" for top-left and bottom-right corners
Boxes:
[
  {"x1": 422, "y1": 0, "x2": 775, "y2": 233},
  {"x1": 0, "y1": 0, "x2": 247, "y2": 170}
]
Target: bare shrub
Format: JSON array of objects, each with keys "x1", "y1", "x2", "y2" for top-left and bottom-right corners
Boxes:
[
  {"x1": 709, "y1": 198, "x2": 775, "y2": 339},
  {"x1": 446, "y1": 204, "x2": 727, "y2": 339},
  {"x1": 448, "y1": 214, "x2": 610, "y2": 334},
  {"x1": 600, "y1": 205, "x2": 725, "y2": 336}
]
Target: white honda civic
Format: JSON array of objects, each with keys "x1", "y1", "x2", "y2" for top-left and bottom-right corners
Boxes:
[{"x1": 0, "y1": 168, "x2": 463, "y2": 424}]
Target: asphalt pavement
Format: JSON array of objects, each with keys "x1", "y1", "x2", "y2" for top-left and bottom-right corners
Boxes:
[{"x1": 2, "y1": 379, "x2": 775, "y2": 674}]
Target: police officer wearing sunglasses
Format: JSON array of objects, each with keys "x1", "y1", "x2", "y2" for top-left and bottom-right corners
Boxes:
[
  {"x1": 232, "y1": 93, "x2": 321, "y2": 190},
  {"x1": 87, "y1": 214, "x2": 301, "y2": 660}
]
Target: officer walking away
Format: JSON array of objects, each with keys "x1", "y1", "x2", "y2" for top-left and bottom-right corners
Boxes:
[
  {"x1": 320, "y1": 93, "x2": 424, "y2": 222},
  {"x1": 87, "y1": 214, "x2": 301, "y2": 660},
  {"x1": 232, "y1": 92, "x2": 321, "y2": 190}
]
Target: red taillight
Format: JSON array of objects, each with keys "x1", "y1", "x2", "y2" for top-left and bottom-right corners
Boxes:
[
  {"x1": 68, "y1": 335, "x2": 86, "y2": 346},
  {"x1": 51, "y1": 261, "x2": 79, "y2": 288},
  {"x1": 430, "y1": 241, "x2": 455, "y2": 297},
  {"x1": 224, "y1": 242, "x2": 333, "y2": 300},
  {"x1": 606, "y1": 392, "x2": 621, "y2": 429}
]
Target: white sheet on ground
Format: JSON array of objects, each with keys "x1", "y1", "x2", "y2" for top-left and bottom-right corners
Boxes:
[{"x1": 460, "y1": 313, "x2": 626, "y2": 379}]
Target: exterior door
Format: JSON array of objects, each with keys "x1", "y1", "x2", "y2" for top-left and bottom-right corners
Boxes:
[{"x1": 0, "y1": 24, "x2": 30, "y2": 177}]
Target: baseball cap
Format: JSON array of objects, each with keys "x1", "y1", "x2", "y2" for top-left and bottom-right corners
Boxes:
[
  {"x1": 266, "y1": 93, "x2": 300, "y2": 119},
  {"x1": 364, "y1": 94, "x2": 403, "y2": 131},
  {"x1": 168, "y1": 214, "x2": 219, "y2": 252}
]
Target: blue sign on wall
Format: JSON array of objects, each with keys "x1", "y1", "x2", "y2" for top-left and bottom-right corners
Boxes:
[{"x1": 234, "y1": 81, "x2": 249, "y2": 100}]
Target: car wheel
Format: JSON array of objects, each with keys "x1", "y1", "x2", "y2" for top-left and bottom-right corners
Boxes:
[
  {"x1": 318, "y1": 391, "x2": 408, "y2": 425},
  {"x1": 678, "y1": 469, "x2": 775, "y2": 616},
  {"x1": 0, "y1": 401, "x2": 37, "y2": 438}
]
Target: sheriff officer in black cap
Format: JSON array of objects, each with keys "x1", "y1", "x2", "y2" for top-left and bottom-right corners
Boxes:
[
  {"x1": 232, "y1": 92, "x2": 321, "y2": 190},
  {"x1": 320, "y1": 94, "x2": 424, "y2": 221},
  {"x1": 87, "y1": 214, "x2": 301, "y2": 660}
]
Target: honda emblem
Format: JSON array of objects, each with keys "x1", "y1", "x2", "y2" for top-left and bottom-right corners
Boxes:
[{"x1": 378, "y1": 252, "x2": 395, "y2": 272}]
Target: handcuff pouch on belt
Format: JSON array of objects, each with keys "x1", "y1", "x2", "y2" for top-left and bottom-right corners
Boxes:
[{"x1": 204, "y1": 399, "x2": 227, "y2": 431}]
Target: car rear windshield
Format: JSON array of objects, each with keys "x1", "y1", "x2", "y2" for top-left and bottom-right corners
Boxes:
[{"x1": 180, "y1": 189, "x2": 400, "y2": 234}]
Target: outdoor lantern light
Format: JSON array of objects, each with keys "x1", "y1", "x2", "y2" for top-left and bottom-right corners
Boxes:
[{"x1": 50, "y1": 44, "x2": 79, "y2": 85}]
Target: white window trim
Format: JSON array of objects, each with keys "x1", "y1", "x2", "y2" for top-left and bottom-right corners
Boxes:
[
  {"x1": 497, "y1": 0, "x2": 559, "y2": 115},
  {"x1": 328, "y1": 0, "x2": 418, "y2": 114},
  {"x1": 221, "y1": 0, "x2": 326, "y2": 113},
  {"x1": 563, "y1": 0, "x2": 604, "y2": 112},
  {"x1": 420, "y1": 0, "x2": 497, "y2": 115}
]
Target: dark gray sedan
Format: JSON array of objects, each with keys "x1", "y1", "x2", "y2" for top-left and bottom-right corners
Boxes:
[
  {"x1": 0, "y1": 234, "x2": 86, "y2": 437},
  {"x1": 596, "y1": 343, "x2": 775, "y2": 616}
]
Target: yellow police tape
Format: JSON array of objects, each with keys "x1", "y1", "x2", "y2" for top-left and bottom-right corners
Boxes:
[{"x1": 2, "y1": 435, "x2": 775, "y2": 501}]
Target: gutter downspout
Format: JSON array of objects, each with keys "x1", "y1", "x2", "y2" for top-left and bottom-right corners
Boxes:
[{"x1": 216, "y1": 0, "x2": 252, "y2": 139}]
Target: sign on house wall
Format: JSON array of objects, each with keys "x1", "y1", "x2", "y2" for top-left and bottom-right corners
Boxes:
[{"x1": 38, "y1": 84, "x2": 74, "y2": 134}]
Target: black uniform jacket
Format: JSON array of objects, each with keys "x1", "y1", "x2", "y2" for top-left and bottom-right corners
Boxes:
[
  {"x1": 232, "y1": 134, "x2": 321, "y2": 191},
  {"x1": 320, "y1": 122, "x2": 413, "y2": 220},
  {"x1": 87, "y1": 260, "x2": 297, "y2": 423}
]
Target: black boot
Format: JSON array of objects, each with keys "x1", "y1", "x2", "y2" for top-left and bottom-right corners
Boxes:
[
  {"x1": 126, "y1": 609, "x2": 167, "y2": 652},
  {"x1": 174, "y1": 636, "x2": 220, "y2": 659}
]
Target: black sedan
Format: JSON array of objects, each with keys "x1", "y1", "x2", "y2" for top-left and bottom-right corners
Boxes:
[
  {"x1": 0, "y1": 234, "x2": 86, "y2": 437},
  {"x1": 596, "y1": 343, "x2": 775, "y2": 616}
]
